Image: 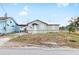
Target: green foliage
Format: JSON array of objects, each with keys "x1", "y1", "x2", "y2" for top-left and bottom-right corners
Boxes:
[
  {"x1": 59, "y1": 26, "x2": 66, "y2": 30},
  {"x1": 67, "y1": 23, "x2": 76, "y2": 33},
  {"x1": 67, "y1": 17, "x2": 79, "y2": 33}
]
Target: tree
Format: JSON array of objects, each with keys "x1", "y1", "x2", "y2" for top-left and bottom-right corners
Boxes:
[
  {"x1": 68, "y1": 17, "x2": 79, "y2": 27},
  {"x1": 67, "y1": 23, "x2": 76, "y2": 33},
  {"x1": 59, "y1": 26, "x2": 66, "y2": 30},
  {"x1": 67, "y1": 17, "x2": 77, "y2": 33}
]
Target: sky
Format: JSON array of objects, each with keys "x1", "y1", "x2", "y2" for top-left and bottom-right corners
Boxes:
[{"x1": 0, "y1": 3, "x2": 79, "y2": 26}]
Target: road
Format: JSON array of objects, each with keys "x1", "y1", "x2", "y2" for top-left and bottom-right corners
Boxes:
[{"x1": 0, "y1": 47, "x2": 79, "y2": 55}]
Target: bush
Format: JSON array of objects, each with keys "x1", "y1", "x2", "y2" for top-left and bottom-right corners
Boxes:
[{"x1": 67, "y1": 23, "x2": 76, "y2": 33}]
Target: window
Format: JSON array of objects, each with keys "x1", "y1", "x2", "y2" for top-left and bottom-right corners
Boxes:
[
  {"x1": 7, "y1": 24, "x2": 9, "y2": 26},
  {"x1": 10, "y1": 21, "x2": 12, "y2": 23},
  {"x1": 11, "y1": 25, "x2": 14, "y2": 27}
]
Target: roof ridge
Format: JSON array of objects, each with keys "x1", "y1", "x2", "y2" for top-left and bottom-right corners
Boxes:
[{"x1": 27, "y1": 19, "x2": 49, "y2": 25}]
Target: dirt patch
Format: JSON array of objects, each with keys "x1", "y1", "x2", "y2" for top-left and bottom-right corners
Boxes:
[{"x1": 4, "y1": 32, "x2": 79, "y2": 48}]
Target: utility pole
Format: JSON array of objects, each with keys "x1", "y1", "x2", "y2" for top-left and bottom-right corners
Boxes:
[{"x1": 0, "y1": 4, "x2": 7, "y2": 34}]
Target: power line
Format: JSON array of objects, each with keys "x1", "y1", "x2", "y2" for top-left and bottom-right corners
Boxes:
[
  {"x1": 0, "y1": 4, "x2": 7, "y2": 13},
  {"x1": 0, "y1": 4, "x2": 8, "y2": 17}
]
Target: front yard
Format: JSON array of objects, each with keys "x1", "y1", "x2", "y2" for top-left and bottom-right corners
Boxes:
[{"x1": 2, "y1": 31, "x2": 79, "y2": 48}]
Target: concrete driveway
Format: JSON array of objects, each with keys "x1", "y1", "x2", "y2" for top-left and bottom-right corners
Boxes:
[
  {"x1": 0, "y1": 38, "x2": 10, "y2": 46},
  {"x1": 0, "y1": 33, "x2": 27, "y2": 46}
]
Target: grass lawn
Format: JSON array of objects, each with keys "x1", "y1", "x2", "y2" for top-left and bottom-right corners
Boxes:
[{"x1": 5, "y1": 31, "x2": 79, "y2": 48}]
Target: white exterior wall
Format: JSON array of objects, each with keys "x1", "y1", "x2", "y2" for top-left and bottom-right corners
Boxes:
[
  {"x1": 27, "y1": 20, "x2": 48, "y2": 33},
  {"x1": 27, "y1": 20, "x2": 59, "y2": 33},
  {"x1": 48, "y1": 25, "x2": 59, "y2": 32}
]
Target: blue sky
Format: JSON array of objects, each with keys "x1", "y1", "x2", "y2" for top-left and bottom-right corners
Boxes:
[{"x1": 0, "y1": 3, "x2": 79, "y2": 26}]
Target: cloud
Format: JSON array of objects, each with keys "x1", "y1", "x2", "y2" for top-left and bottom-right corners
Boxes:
[
  {"x1": 57, "y1": 3, "x2": 69, "y2": 7},
  {"x1": 19, "y1": 10, "x2": 28, "y2": 16},
  {"x1": 19, "y1": 5, "x2": 29, "y2": 16},
  {"x1": 23, "y1": 6, "x2": 29, "y2": 11}
]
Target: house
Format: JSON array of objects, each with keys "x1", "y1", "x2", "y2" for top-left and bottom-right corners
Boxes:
[
  {"x1": 0, "y1": 15, "x2": 20, "y2": 34},
  {"x1": 0, "y1": 14, "x2": 59, "y2": 34},
  {"x1": 26, "y1": 20, "x2": 59, "y2": 33}
]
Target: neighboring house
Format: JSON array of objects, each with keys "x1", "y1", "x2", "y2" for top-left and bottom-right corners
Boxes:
[
  {"x1": 26, "y1": 20, "x2": 59, "y2": 33},
  {"x1": 0, "y1": 16, "x2": 20, "y2": 34}
]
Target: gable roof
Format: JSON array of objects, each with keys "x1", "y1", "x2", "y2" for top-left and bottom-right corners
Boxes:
[
  {"x1": 27, "y1": 19, "x2": 48, "y2": 25},
  {"x1": 9, "y1": 17, "x2": 18, "y2": 25},
  {"x1": 0, "y1": 16, "x2": 18, "y2": 25},
  {"x1": 0, "y1": 17, "x2": 10, "y2": 20},
  {"x1": 27, "y1": 19, "x2": 59, "y2": 26}
]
